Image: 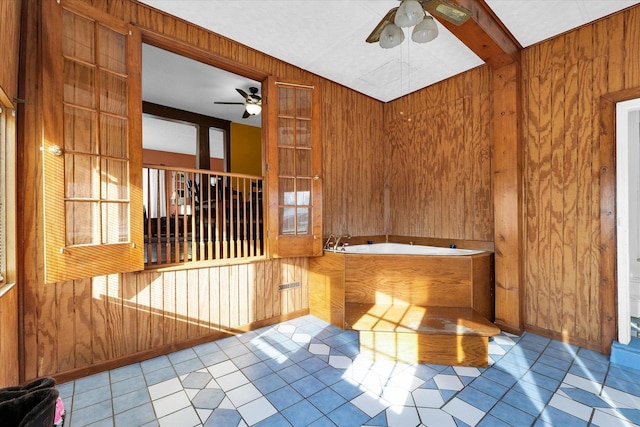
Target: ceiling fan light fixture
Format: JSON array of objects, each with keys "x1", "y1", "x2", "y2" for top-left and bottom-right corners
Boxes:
[
  {"x1": 395, "y1": 0, "x2": 425, "y2": 28},
  {"x1": 412, "y1": 15, "x2": 438, "y2": 43},
  {"x1": 245, "y1": 103, "x2": 261, "y2": 116},
  {"x1": 433, "y1": 3, "x2": 471, "y2": 25},
  {"x1": 379, "y1": 23, "x2": 405, "y2": 48}
]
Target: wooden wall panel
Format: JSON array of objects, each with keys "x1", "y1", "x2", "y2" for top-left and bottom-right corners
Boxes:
[
  {"x1": 321, "y1": 83, "x2": 386, "y2": 237},
  {"x1": 20, "y1": 0, "x2": 371, "y2": 380},
  {"x1": 521, "y1": 5, "x2": 640, "y2": 351},
  {"x1": 384, "y1": 67, "x2": 494, "y2": 242},
  {"x1": 0, "y1": 285, "x2": 19, "y2": 387},
  {"x1": 23, "y1": 259, "x2": 307, "y2": 379},
  {"x1": 0, "y1": 0, "x2": 21, "y2": 387},
  {"x1": 0, "y1": 0, "x2": 21, "y2": 103},
  {"x1": 16, "y1": 0, "x2": 640, "y2": 382},
  {"x1": 492, "y1": 62, "x2": 522, "y2": 334}
]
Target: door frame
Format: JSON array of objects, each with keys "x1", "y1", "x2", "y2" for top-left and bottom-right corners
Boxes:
[
  {"x1": 599, "y1": 86, "x2": 640, "y2": 353},
  {"x1": 616, "y1": 97, "x2": 640, "y2": 345}
]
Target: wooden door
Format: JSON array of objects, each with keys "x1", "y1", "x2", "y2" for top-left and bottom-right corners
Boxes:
[
  {"x1": 41, "y1": 0, "x2": 143, "y2": 283},
  {"x1": 265, "y1": 77, "x2": 323, "y2": 257}
]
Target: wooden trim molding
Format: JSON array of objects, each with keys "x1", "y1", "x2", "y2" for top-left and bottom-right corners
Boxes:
[
  {"x1": 492, "y1": 62, "x2": 524, "y2": 334},
  {"x1": 437, "y1": 0, "x2": 521, "y2": 69}
]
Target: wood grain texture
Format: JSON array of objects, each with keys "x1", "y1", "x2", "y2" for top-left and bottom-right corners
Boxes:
[
  {"x1": 308, "y1": 252, "x2": 346, "y2": 328},
  {"x1": 0, "y1": 5, "x2": 19, "y2": 379},
  {"x1": 20, "y1": 0, "x2": 50, "y2": 382},
  {"x1": 0, "y1": 0, "x2": 21, "y2": 103},
  {"x1": 321, "y1": 83, "x2": 385, "y2": 237},
  {"x1": 344, "y1": 254, "x2": 473, "y2": 307},
  {"x1": 15, "y1": 0, "x2": 640, "y2": 382},
  {"x1": 346, "y1": 304, "x2": 499, "y2": 336},
  {"x1": 384, "y1": 67, "x2": 494, "y2": 242},
  {"x1": 492, "y1": 62, "x2": 523, "y2": 333},
  {"x1": 357, "y1": 330, "x2": 490, "y2": 367},
  {"x1": 521, "y1": 8, "x2": 640, "y2": 351},
  {"x1": 22, "y1": 258, "x2": 307, "y2": 379},
  {"x1": 0, "y1": 285, "x2": 19, "y2": 387},
  {"x1": 18, "y1": 0, "x2": 383, "y2": 379}
]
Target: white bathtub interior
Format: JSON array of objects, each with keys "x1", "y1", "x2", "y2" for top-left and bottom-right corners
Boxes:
[{"x1": 325, "y1": 242, "x2": 485, "y2": 256}]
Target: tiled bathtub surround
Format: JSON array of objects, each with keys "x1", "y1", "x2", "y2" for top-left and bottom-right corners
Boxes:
[{"x1": 58, "y1": 315, "x2": 640, "y2": 426}]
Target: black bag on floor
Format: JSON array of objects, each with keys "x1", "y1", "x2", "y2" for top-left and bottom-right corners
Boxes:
[{"x1": 0, "y1": 387, "x2": 59, "y2": 427}]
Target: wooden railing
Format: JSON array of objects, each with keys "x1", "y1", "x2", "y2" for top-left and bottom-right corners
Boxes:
[{"x1": 143, "y1": 165, "x2": 264, "y2": 267}]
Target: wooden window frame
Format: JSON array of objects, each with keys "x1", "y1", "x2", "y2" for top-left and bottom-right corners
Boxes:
[{"x1": 0, "y1": 88, "x2": 16, "y2": 286}]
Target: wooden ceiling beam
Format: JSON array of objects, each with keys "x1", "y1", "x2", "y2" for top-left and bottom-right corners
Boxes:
[{"x1": 433, "y1": 0, "x2": 521, "y2": 68}]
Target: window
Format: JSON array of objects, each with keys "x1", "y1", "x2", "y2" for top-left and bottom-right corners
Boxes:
[
  {"x1": 0, "y1": 98, "x2": 14, "y2": 285},
  {"x1": 209, "y1": 127, "x2": 226, "y2": 170}
]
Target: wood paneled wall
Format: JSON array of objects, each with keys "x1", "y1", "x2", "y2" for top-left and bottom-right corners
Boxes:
[
  {"x1": 16, "y1": 0, "x2": 640, "y2": 381},
  {"x1": 384, "y1": 66, "x2": 494, "y2": 241},
  {"x1": 521, "y1": 7, "x2": 640, "y2": 350},
  {"x1": 0, "y1": 285, "x2": 19, "y2": 386},
  {"x1": 0, "y1": 0, "x2": 21, "y2": 103},
  {"x1": 18, "y1": 0, "x2": 385, "y2": 381},
  {"x1": 0, "y1": 0, "x2": 21, "y2": 387},
  {"x1": 382, "y1": 4, "x2": 640, "y2": 351},
  {"x1": 31, "y1": 259, "x2": 307, "y2": 380},
  {"x1": 322, "y1": 86, "x2": 385, "y2": 236}
]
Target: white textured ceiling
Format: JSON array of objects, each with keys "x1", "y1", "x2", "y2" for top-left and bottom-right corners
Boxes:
[
  {"x1": 486, "y1": 0, "x2": 639, "y2": 47},
  {"x1": 140, "y1": 0, "x2": 640, "y2": 125}
]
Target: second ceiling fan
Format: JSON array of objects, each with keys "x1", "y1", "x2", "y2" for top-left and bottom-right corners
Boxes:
[
  {"x1": 367, "y1": 0, "x2": 471, "y2": 48},
  {"x1": 214, "y1": 87, "x2": 262, "y2": 119}
]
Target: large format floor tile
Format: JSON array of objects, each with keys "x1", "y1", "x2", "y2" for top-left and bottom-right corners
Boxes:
[{"x1": 57, "y1": 315, "x2": 640, "y2": 426}]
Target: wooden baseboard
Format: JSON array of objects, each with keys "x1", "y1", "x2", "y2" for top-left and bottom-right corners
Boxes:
[{"x1": 523, "y1": 323, "x2": 605, "y2": 354}]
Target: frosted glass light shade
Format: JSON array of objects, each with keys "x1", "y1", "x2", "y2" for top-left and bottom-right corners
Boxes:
[
  {"x1": 245, "y1": 103, "x2": 262, "y2": 115},
  {"x1": 412, "y1": 16, "x2": 438, "y2": 43},
  {"x1": 379, "y1": 23, "x2": 404, "y2": 49},
  {"x1": 395, "y1": 0, "x2": 424, "y2": 28}
]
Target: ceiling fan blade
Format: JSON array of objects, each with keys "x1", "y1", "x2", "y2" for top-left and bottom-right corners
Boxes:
[
  {"x1": 421, "y1": 0, "x2": 471, "y2": 26},
  {"x1": 242, "y1": 110, "x2": 250, "y2": 119},
  {"x1": 236, "y1": 88, "x2": 250, "y2": 100},
  {"x1": 366, "y1": 7, "x2": 398, "y2": 43},
  {"x1": 214, "y1": 101, "x2": 245, "y2": 105}
]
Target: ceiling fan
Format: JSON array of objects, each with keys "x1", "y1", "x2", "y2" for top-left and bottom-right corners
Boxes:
[
  {"x1": 214, "y1": 87, "x2": 262, "y2": 118},
  {"x1": 367, "y1": 0, "x2": 471, "y2": 48}
]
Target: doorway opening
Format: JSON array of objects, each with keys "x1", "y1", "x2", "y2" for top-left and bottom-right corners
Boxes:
[
  {"x1": 140, "y1": 42, "x2": 266, "y2": 266},
  {"x1": 616, "y1": 97, "x2": 640, "y2": 345}
]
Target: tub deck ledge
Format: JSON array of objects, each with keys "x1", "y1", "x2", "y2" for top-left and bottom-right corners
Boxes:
[{"x1": 345, "y1": 303, "x2": 500, "y2": 367}]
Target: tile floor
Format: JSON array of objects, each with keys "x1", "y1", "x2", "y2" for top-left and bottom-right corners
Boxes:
[
  {"x1": 57, "y1": 315, "x2": 640, "y2": 427},
  {"x1": 632, "y1": 317, "x2": 640, "y2": 339}
]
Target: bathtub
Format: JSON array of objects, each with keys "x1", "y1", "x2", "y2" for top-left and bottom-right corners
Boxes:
[
  {"x1": 325, "y1": 242, "x2": 484, "y2": 256},
  {"x1": 309, "y1": 242, "x2": 494, "y2": 328}
]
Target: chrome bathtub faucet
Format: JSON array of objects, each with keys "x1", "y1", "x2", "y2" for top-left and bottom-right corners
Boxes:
[
  {"x1": 334, "y1": 233, "x2": 351, "y2": 250},
  {"x1": 324, "y1": 233, "x2": 336, "y2": 250}
]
